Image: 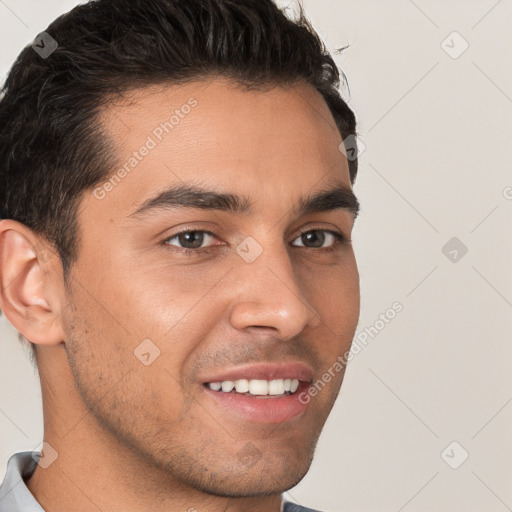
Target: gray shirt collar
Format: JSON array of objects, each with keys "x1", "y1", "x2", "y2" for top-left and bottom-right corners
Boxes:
[{"x1": 0, "y1": 451, "x2": 44, "y2": 511}]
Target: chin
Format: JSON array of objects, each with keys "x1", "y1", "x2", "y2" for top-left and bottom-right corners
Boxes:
[
  {"x1": 170, "y1": 444, "x2": 316, "y2": 498},
  {"x1": 193, "y1": 466, "x2": 311, "y2": 498}
]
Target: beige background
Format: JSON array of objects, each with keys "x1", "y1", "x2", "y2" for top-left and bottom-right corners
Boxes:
[{"x1": 1, "y1": 1, "x2": 511, "y2": 510}]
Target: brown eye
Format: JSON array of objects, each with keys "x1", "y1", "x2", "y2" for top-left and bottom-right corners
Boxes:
[
  {"x1": 291, "y1": 230, "x2": 344, "y2": 249},
  {"x1": 164, "y1": 230, "x2": 217, "y2": 250}
]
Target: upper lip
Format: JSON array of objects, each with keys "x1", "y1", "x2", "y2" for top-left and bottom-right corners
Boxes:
[{"x1": 200, "y1": 361, "x2": 314, "y2": 384}]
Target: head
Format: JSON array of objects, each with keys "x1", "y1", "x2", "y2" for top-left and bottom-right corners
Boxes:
[{"x1": 0, "y1": 0, "x2": 360, "y2": 500}]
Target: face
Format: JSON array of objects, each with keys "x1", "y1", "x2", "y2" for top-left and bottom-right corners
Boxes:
[{"x1": 62, "y1": 78, "x2": 360, "y2": 496}]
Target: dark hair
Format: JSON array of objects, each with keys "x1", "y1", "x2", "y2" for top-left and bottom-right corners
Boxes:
[{"x1": 0, "y1": 0, "x2": 358, "y2": 361}]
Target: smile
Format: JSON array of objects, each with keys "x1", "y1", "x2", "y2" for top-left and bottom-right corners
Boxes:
[
  {"x1": 199, "y1": 362, "x2": 314, "y2": 423},
  {"x1": 205, "y1": 378, "x2": 300, "y2": 397}
]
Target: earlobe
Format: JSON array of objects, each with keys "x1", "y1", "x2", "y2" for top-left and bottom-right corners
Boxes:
[{"x1": 0, "y1": 219, "x2": 65, "y2": 346}]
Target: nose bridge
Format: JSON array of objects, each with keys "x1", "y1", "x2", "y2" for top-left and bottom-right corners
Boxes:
[{"x1": 228, "y1": 236, "x2": 320, "y2": 337}]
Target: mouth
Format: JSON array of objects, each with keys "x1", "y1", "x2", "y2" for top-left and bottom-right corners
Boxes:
[{"x1": 200, "y1": 362, "x2": 313, "y2": 424}]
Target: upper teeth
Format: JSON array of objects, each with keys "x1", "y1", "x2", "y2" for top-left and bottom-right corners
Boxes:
[{"x1": 207, "y1": 378, "x2": 300, "y2": 395}]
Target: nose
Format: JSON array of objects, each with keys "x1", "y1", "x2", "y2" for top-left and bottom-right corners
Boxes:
[{"x1": 228, "y1": 241, "x2": 321, "y2": 340}]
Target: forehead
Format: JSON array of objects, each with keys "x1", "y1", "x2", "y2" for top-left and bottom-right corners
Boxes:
[{"x1": 90, "y1": 78, "x2": 351, "y2": 218}]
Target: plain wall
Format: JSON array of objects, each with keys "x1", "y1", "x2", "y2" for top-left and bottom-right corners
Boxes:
[{"x1": 1, "y1": 1, "x2": 511, "y2": 510}]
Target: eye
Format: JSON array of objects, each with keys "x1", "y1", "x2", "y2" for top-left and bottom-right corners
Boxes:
[
  {"x1": 163, "y1": 230, "x2": 219, "y2": 250},
  {"x1": 162, "y1": 228, "x2": 346, "y2": 254},
  {"x1": 291, "y1": 229, "x2": 344, "y2": 249}
]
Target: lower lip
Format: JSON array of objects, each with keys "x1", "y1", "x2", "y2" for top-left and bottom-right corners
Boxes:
[{"x1": 202, "y1": 381, "x2": 311, "y2": 424}]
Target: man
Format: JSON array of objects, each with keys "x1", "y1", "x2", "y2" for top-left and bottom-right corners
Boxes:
[{"x1": 0, "y1": 0, "x2": 360, "y2": 510}]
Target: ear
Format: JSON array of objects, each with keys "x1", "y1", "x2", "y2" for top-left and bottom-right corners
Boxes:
[{"x1": 0, "y1": 219, "x2": 65, "y2": 346}]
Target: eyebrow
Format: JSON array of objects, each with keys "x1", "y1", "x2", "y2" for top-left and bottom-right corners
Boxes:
[{"x1": 129, "y1": 181, "x2": 359, "y2": 219}]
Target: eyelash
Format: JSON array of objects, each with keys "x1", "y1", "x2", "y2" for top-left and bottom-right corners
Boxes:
[{"x1": 161, "y1": 228, "x2": 347, "y2": 255}]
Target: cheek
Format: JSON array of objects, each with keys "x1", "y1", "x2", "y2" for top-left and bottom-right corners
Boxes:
[
  {"x1": 297, "y1": 253, "x2": 360, "y2": 404},
  {"x1": 68, "y1": 247, "x2": 229, "y2": 407},
  {"x1": 62, "y1": 296, "x2": 194, "y2": 441},
  {"x1": 75, "y1": 245, "x2": 216, "y2": 351},
  {"x1": 300, "y1": 253, "x2": 360, "y2": 335}
]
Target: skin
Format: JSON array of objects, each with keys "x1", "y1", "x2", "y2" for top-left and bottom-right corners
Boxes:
[{"x1": 0, "y1": 78, "x2": 360, "y2": 512}]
